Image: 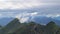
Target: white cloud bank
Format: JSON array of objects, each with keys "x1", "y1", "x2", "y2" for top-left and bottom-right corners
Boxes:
[
  {"x1": 15, "y1": 12, "x2": 38, "y2": 23},
  {"x1": 0, "y1": 0, "x2": 60, "y2": 9},
  {"x1": 15, "y1": 12, "x2": 60, "y2": 23},
  {"x1": 0, "y1": 0, "x2": 42, "y2": 9}
]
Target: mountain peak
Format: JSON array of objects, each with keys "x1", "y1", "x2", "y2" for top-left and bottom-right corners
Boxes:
[
  {"x1": 5, "y1": 18, "x2": 21, "y2": 28},
  {"x1": 46, "y1": 21, "x2": 56, "y2": 26}
]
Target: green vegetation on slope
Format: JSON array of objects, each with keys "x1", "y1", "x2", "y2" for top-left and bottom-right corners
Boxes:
[{"x1": 0, "y1": 18, "x2": 60, "y2": 34}]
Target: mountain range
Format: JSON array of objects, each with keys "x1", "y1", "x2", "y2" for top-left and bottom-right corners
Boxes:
[
  {"x1": 0, "y1": 16, "x2": 60, "y2": 26},
  {"x1": 0, "y1": 18, "x2": 60, "y2": 34}
]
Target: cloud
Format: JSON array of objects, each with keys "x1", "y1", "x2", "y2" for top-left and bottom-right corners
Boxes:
[
  {"x1": 0, "y1": 14, "x2": 2, "y2": 16},
  {"x1": 0, "y1": 0, "x2": 60, "y2": 23},
  {"x1": 0, "y1": 0, "x2": 42, "y2": 9},
  {"x1": 20, "y1": 17, "x2": 29, "y2": 23},
  {"x1": 0, "y1": 0, "x2": 60, "y2": 9},
  {"x1": 15, "y1": 12, "x2": 38, "y2": 23},
  {"x1": 0, "y1": 5, "x2": 60, "y2": 18}
]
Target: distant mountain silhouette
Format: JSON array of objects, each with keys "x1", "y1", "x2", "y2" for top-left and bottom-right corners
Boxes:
[
  {"x1": 0, "y1": 17, "x2": 14, "y2": 26},
  {"x1": 0, "y1": 16, "x2": 60, "y2": 26},
  {"x1": 32, "y1": 16, "x2": 60, "y2": 26}
]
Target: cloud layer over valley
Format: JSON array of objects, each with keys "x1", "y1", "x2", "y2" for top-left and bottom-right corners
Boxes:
[{"x1": 0, "y1": 0, "x2": 60, "y2": 23}]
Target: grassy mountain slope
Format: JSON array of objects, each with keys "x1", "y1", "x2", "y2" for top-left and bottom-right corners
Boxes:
[{"x1": 0, "y1": 18, "x2": 60, "y2": 34}]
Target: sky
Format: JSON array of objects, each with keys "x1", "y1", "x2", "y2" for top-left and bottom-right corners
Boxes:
[
  {"x1": 0, "y1": 0, "x2": 60, "y2": 23},
  {"x1": 0, "y1": 0, "x2": 60, "y2": 9}
]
